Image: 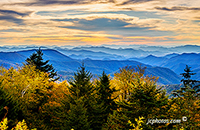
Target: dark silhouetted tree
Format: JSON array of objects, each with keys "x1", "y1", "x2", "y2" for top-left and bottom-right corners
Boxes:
[
  {"x1": 96, "y1": 71, "x2": 118, "y2": 125},
  {"x1": 172, "y1": 65, "x2": 200, "y2": 98},
  {"x1": 67, "y1": 63, "x2": 94, "y2": 99},
  {"x1": 66, "y1": 64, "x2": 105, "y2": 129},
  {"x1": 26, "y1": 48, "x2": 59, "y2": 81},
  {"x1": 171, "y1": 65, "x2": 200, "y2": 129}
]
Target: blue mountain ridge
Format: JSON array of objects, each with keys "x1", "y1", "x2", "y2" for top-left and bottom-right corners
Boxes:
[
  {"x1": 129, "y1": 53, "x2": 200, "y2": 75},
  {"x1": 0, "y1": 49, "x2": 181, "y2": 85}
]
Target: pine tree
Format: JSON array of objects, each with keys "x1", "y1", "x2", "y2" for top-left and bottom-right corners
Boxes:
[
  {"x1": 96, "y1": 71, "x2": 118, "y2": 125},
  {"x1": 66, "y1": 97, "x2": 91, "y2": 130},
  {"x1": 171, "y1": 65, "x2": 200, "y2": 129},
  {"x1": 0, "y1": 81, "x2": 23, "y2": 128},
  {"x1": 68, "y1": 63, "x2": 94, "y2": 99},
  {"x1": 26, "y1": 48, "x2": 59, "y2": 81},
  {"x1": 172, "y1": 65, "x2": 200, "y2": 98},
  {"x1": 67, "y1": 64, "x2": 104, "y2": 129}
]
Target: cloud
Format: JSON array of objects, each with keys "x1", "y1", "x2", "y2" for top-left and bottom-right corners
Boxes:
[
  {"x1": 0, "y1": 0, "x2": 199, "y2": 46},
  {"x1": 56, "y1": 17, "x2": 172, "y2": 37},
  {"x1": 117, "y1": 0, "x2": 154, "y2": 5},
  {"x1": 155, "y1": 6, "x2": 200, "y2": 11},
  {"x1": 0, "y1": 15, "x2": 24, "y2": 24},
  {"x1": 4, "y1": 0, "x2": 110, "y2": 6},
  {"x1": 0, "y1": 29, "x2": 21, "y2": 32},
  {"x1": 57, "y1": 18, "x2": 130, "y2": 31},
  {"x1": 0, "y1": 9, "x2": 31, "y2": 17},
  {"x1": 25, "y1": 0, "x2": 81, "y2": 6},
  {"x1": 3, "y1": 0, "x2": 79, "y2": 6},
  {"x1": 0, "y1": 9, "x2": 32, "y2": 24},
  {"x1": 52, "y1": 13, "x2": 164, "y2": 32}
]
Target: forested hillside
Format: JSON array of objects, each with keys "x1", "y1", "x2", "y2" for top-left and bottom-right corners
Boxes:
[
  {"x1": 0, "y1": 48, "x2": 199, "y2": 130},
  {"x1": 0, "y1": 49, "x2": 181, "y2": 85},
  {"x1": 0, "y1": 65, "x2": 199, "y2": 129}
]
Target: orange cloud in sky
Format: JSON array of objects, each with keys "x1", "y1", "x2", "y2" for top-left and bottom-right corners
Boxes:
[{"x1": 0, "y1": 0, "x2": 200, "y2": 46}]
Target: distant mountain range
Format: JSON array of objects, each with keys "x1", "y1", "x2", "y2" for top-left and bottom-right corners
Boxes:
[
  {"x1": 0, "y1": 48, "x2": 183, "y2": 85},
  {"x1": 1, "y1": 44, "x2": 200, "y2": 59},
  {"x1": 131, "y1": 53, "x2": 200, "y2": 80},
  {"x1": 0, "y1": 44, "x2": 200, "y2": 86}
]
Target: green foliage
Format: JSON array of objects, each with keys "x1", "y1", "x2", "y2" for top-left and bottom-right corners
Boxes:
[
  {"x1": 113, "y1": 66, "x2": 167, "y2": 122},
  {"x1": 172, "y1": 65, "x2": 200, "y2": 98},
  {"x1": 0, "y1": 79, "x2": 23, "y2": 128},
  {"x1": 103, "y1": 110, "x2": 129, "y2": 130},
  {"x1": 0, "y1": 65, "x2": 67, "y2": 129},
  {"x1": 0, "y1": 63, "x2": 199, "y2": 130},
  {"x1": 96, "y1": 71, "x2": 118, "y2": 125},
  {"x1": 68, "y1": 63, "x2": 94, "y2": 99},
  {"x1": 26, "y1": 48, "x2": 59, "y2": 81},
  {"x1": 171, "y1": 65, "x2": 200, "y2": 129},
  {"x1": 67, "y1": 64, "x2": 113, "y2": 129},
  {"x1": 67, "y1": 97, "x2": 91, "y2": 130}
]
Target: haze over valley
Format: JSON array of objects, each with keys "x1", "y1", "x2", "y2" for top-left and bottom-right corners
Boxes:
[{"x1": 1, "y1": 44, "x2": 200, "y2": 87}]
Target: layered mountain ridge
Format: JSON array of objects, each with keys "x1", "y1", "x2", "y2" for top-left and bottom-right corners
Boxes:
[{"x1": 0, "y1": 45, "x2": 199, "y2": 86}]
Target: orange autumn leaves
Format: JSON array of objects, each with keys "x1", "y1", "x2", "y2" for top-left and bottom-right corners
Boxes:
[{"x1": 0, "y1": 64, "x2": 199, "y2": 129}]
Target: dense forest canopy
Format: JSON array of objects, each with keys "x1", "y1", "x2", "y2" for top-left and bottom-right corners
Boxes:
[{"x1": 0, "y1": 49, "x2": 199, "y2": 130}]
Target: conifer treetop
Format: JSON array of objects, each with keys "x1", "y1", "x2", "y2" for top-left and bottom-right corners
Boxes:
[
  {"x1": 26, "y1": 47, "x2": 59, "y2": 81},
  {"x1": 180, "y1": 65, "x2": 196, "y2": 80}
]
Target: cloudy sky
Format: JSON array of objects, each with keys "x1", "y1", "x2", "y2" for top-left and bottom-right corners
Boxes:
[{"x1": 0, "y1": 0, "x2": 200, "y2": 46}]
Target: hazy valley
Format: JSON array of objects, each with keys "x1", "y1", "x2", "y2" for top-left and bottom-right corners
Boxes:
[{"x1": 1, "y1": 45, "x2": 200, "y2": 88}]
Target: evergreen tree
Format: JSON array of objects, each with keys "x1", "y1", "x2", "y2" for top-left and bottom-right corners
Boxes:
[
  {"x1": 67, "y1": 64, "x2": 105, "y2": 129},
  {"x1": 96, "y1": 71, "x2": 118, "y2": 125},
  {"x1": 171, "y1": 65, "x2": 200, "y2": 129},
  {"x1": 66, "y1": 97, "x2": 91, "y2": 130},
  {"x1": 26, "y1": 48, "x2": 59, "y2": 81},
  {"x1": 0, "y1": 80, "x2": 23, "y2": 128},
  {"x1": 119, "y1": 77, "x2": 168, "y2": 129},
  {"x1": 172, "y1": 65, "x2": 200, "y2": 98},
  {"x1": 68, "y1": 63, "x2": 94, "y2": 99}
]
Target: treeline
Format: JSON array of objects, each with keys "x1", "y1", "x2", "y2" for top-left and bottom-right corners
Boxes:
[{"x1": 0, "y1": 49, "x2": 199, "y2": 130}]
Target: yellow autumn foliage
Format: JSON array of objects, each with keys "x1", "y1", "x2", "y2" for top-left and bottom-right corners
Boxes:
[
  {"x1": 0, "y1": 118, "x2": 36, "y2": 130},
  {"x1": 110, "y1": 65, "x2": 158, "y2": 102},
  {"x1": 0, "y1": 64, "x2": 199, "y2": 130},
  {"x1": 128, "y1": 117, "x2": 144, "y2": 130},
  {"x1": 0, "y1": 118, "x2": 8, "y2": 130},
  {"x1": 0, "y1": 65, "x2": 70, "y2": 129}
]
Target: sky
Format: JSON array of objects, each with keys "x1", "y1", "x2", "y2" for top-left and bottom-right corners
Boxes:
[{"x1": 0, "y1": 0, "x2": 200, "y2": 46}]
